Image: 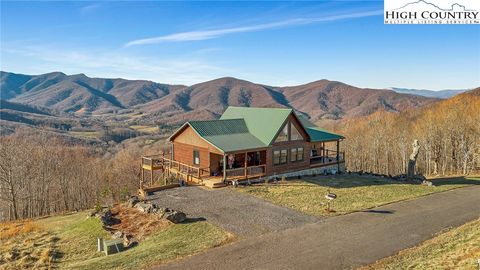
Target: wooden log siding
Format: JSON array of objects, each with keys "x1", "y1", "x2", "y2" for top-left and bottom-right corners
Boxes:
[{"x1": 173, "y1": 142, "x2": 210, "y2": 169}]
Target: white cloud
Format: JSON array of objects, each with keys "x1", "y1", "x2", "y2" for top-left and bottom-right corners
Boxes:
[
  {"x1": 124, "y1": 10, "x2": 382, "y2": 47},
  {"x1": 1, "y1": 45, "x2": 230, "y2": 85}
]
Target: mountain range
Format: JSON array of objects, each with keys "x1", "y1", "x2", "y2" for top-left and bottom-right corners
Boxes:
[
  {"x1": 1, "y1": 71, "x2": 443, "y2": 125},
  {"x1": 387, "y1": 87, "x2": 467, "y2": 99}
]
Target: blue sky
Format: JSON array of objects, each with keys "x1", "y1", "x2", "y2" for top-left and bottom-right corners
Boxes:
[{"x1": 1, "y1": 1, "x2": 479, "y2": 90}]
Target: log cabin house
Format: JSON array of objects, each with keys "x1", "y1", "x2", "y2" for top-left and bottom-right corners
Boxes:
[{"x1": 141, "y1": 107, "x2": 344, "y2": 190}]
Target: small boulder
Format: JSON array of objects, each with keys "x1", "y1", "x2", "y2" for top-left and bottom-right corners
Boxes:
[
  {"x1": 123, "y1": 234, "x2": 134, "y2": 247},
  {"x1": 100, "y1": 209, "x2": 114, "y2": 226},
  {"x1": 136, "y1": 202, "x2": 154, "y2": 213},
  {"x1": 127, "y1": 196, "x2": 140, "y2": 208},
  {"x1": 422, "y1": 180, "x2": 434, "y2": 187},
  {"x1": 112, "y1": 231, "x2": 123, "y2": 239},
  {"x1": 165, "y1": 211, "x2": 187, "y2": 223}
]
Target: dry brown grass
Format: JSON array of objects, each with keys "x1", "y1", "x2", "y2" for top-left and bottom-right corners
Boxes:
[
  {"x1": 0, "y1": 221, "x2": 40, "y2": 239},
  {"x1": 110, "y1": 204, "x2": 171, "y2": 241},
  {"x1": 0, "y1": 220, "x2": 58, "y2": 270}
]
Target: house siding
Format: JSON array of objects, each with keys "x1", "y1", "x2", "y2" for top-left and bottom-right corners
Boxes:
[
  {"x1": 266, "y1": 114, "x2": 312, "y2": 176},
  {"x1": 173, "y1": 142, "x2": 210, "y2": 169}
]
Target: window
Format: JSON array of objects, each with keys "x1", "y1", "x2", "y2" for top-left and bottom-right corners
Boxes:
[
  {"x1": 274, "y1": 150, "x2": 288, "y2": 165},
  {"x1": 273, "y1": 150, "x2": 280, "y2": 165},
  {"x1": 290, "y1": 124, "x2": 303, "y2": 140},
  {"x1": 280, "y1": 150, "x2": 288, "y2": 164},
  {"x1": 290, "y1": 147, "x2": 304, "y2": 162},
  {"x1": 297, "y1": 147, "x2": 304, "y2": 161},
  {"x1": 274, "y1": 124, "x2": 289, "y2": 142},
  {"x1": 290, "y1": 148, "x2": 297, "y2": 162},
  {"x1": 193, "y1": 150, "x2": 200, "y2": 165}
]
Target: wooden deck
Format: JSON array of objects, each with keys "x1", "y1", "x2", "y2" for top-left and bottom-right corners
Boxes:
[{"x1": 140, "y1": 155, "x2": 267, "y2": 192}]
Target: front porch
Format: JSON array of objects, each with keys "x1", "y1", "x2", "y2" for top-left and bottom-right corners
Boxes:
[{"x1": 139, "y1": 150, "x2": 267, "y2": 193}]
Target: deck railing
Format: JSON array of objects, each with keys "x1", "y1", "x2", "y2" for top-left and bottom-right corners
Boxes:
[
  {"x1": 247, "y1": 165, "x2": 266, "y2": 176},
  {"x1": 142, "y1": 154, "x2": 267, "y2": 185},
  {"x1": 225, "y1": 164, "x2": 267, "y2": 179},
  {"x1": 310, "y1": 149, "x2": 345, "y2": 165},
  {"x1": 225, "y1": 167, "x2": 245, "y2": 178}
]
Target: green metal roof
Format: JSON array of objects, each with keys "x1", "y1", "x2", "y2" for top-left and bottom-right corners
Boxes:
[
  {"x1": 188, "y1": 119, "x2": 249, "y2": 136},
  {"x1": 187, "y1": 118, "x2": 267, "y2": 153},
  {"x1": 220, "y1": 106, "x2": 292, "y2": 145},
  {"x1": 170, "y1": 106, "x2": 344, "y2": 153},
  {"x1": 297, "y1": 115, "x2": 345, "y2": 142}
]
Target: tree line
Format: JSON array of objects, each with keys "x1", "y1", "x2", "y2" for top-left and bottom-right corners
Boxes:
[
  {"x1": 0, "y1": 129, "x2": 152, "y2": 221},
  {"x1": 336, "y1": 90, "x2": 480, "y2": 176}
]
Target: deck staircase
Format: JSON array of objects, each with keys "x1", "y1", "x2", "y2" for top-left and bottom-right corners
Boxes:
[{"x1": 202, "y1": 177, "x2": 226, "y2": 188}]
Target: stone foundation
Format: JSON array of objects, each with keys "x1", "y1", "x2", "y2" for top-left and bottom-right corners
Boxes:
[{"x1": 267, "y1": 163, "x2": 345, "y2": 180}]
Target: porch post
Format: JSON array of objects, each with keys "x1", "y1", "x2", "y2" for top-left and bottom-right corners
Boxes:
[
  {"x1": 322, "y1": 142, "x2": 326, "y2": 163},
  {"x1": 336, "y1": 140, "x2": 340, "y2": 171},
  {"x1": 140, "y1": 161, "x2": 144, "y2": 190},
  {"x1": 150, "y1": 169, "x2": 153, "y2": 186},
  {"x1": 223, "y1": 154, "x2": 227, "y2": 182},
  {"x1": 244, "y1": 152, "x2": 248, "y2": 178}
]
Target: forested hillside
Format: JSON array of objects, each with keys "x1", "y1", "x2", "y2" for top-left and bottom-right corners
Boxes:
[{"x1": 334, "y1": 88, "x2": 480, "y2": 176}]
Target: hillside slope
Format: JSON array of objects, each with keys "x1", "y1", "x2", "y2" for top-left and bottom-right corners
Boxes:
[
  {"x1": 1, "y1": 71, "x2": 185, "y2": 114},
  {"x1": 1, "y1": 71, "x2": 438, "y2": 123},
  {"x1": 279, "y1": 80, "x2": 436, "y2": 120}
]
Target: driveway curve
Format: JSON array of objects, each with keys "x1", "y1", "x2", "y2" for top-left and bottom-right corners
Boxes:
[
  {"x1": 153, "y1": 185, "x2": 480, "y2": 270},
  {"x1": 149, "y1": 186, "x2": 321, "y2": 237}
]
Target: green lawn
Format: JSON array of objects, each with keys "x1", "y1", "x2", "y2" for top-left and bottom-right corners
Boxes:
[
  {"x1": 66, "y1": 221, "x2": 228, "y2": 269},
  {"x1": 361, "y1": 218, "x2": 480, "y2": 269},
  {"x1": 237, "y1": 175, "x2": 480, "y2": 216},
  {"x1": 24, "y1": 211, "x2": 229, "y2": 269}
]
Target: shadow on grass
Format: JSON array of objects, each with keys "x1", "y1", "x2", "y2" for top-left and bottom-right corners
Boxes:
[
  {"x1": 182, "y1": 217, "x2": 207, "y2": 224},
  {"x1": 278, "y1": 175, "x2": 480, "y2": 189},
  {"x1": 361, "y1": 209, "x2": 395, "y2": 214}
]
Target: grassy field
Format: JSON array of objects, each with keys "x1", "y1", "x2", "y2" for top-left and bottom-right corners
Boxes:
[
  {"x1": 1, "y1": 210, "x2": 229, "y2": 269},
  {"x1": 68, "y1": 131, "x2": 99, "y2": 138},
  {"x1": 361, "y1": 218, "x2": 480, "y2": 269},
  {"x1": 130, "y1": 125, "x2": 159, "y2": 134},
  {"x1": 237, "y1": 175, "x2": 480, "y2": 216}
]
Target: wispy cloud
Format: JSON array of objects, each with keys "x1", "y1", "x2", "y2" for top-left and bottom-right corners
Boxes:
[
  {"x1": 79, "y1": 3, "x2": 103, "y2": 15},
  {"x1": 124, "y1": 10, "x2": 382, "y2": 47},
  {"x1": 1, "y1": 45, "x2": 230, "y2": 85}
]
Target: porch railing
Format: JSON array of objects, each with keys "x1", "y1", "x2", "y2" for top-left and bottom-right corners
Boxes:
[
  {"x1": 247, "y1": 165, "x2": 266, "y2": 176},
  {"x1": 225, "y1": 167, "x2": 245, "y2": 178},
  {"x1": 310, "y1": 149, "x2": 344, "y2": 165},
  {"x1": 225, "y1": 165, "x2": 266, "y2": 178}
]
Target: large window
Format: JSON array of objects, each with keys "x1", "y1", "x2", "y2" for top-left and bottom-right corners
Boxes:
[
  {"x1": 273, "y1": 150, "x2": 280, "y2": 165},
  {"x1": 193, "y1": 150, "x2": 200, "y2": 165},
  {"x1": 274, "y1": 122, "x2": 304, "y2": 143},
  {"x1": 273, "y1": 150, "x2": 288, "y2": 165},
  {"x1": 280, "y1": 150, "x2": 288, "y2": 164},
  {"x1": 274, "y1": 124, "x2": 289, "y2": 143},
  {"x1": 290, "y1": 147, "x2": 304, "y2": 162},
  {"x1": 297, "y1": 147, "x2": 304, "y2": 161},
  {"x1": 290, "y1": 124, "x2": 302, "y2": 140},
  {"x1": 290, "y1": 148, "x2": 297, "y2": 162}
]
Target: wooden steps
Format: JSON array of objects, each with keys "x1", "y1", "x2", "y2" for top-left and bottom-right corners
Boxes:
[{"x1": 202, "y1": 178, "x2": 226, "y2": 188}]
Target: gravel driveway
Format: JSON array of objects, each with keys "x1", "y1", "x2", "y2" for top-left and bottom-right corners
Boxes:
[{"x1": 148, "y1": 186, "x2": 320, "y2": 237}]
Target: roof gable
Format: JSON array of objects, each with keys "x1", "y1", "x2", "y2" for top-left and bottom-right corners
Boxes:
[
  {"x1": 169, "y1": 107, "x2": 345, "y2": 153},
  {"x1": 220, "y1": 106, "x2": 293, "y2": 145}
]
